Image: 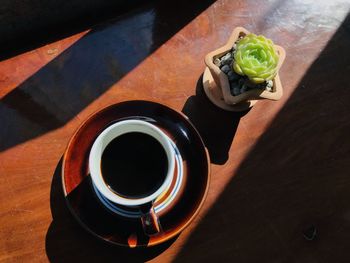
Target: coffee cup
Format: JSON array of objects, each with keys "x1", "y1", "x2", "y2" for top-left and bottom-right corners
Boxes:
[{"x1": 89, "y1": 120, "x2": 175, "y2": 235}]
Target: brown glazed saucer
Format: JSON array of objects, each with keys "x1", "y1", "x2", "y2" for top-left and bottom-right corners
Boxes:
[{"x1": 62, "y1": 100, "x2": 210, "y2": 247}]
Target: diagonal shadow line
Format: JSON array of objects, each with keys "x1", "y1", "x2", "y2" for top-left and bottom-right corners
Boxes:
[
  {"x1": 174, "y1": 12, "x2": 350, "y2": 263},
  {"x1": 182, "y1": 74, "x2": 249, "y2": 165},
  {"x1": 0, "y1": 0, "x2": 216, "y2": 152}
]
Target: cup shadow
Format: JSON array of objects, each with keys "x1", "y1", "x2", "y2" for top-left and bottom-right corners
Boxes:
[
  {"x1": 181, "y1": 74, "x2": 249, "y2": 165},
  {"x1": 45, "y1": 158, "x2": 178, "y2": 263}
]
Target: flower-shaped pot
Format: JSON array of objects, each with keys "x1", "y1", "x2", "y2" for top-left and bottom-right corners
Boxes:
[{"x1": 203, "y1": 27, "x2": 286, "y2": 111}]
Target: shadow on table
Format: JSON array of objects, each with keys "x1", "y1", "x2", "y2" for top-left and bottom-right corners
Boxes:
[
  {"x1": 0, "y1": 0, "x2": 147, "y2": 60},
  {"x1": 46, "y1": 159, "x2": 178, "y2": 263},
  {"x1": 173, "y1": 13, "x2": 350, "y2": 263},
  {"x1": 182, "y1": 74, "x2": 249, "y2": 165},
  {"x1": 0, "y1": 0, "x2": 215, "y2": 153}
]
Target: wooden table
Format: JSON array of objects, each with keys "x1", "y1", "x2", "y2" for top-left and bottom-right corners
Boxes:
[{"x1": 1, "y1": 0, "x2": 350, "y2": 262}]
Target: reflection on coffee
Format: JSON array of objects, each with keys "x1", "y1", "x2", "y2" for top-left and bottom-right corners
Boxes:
[{"x1": 101, "y1": 132, "x2": 168, "y2": 198}]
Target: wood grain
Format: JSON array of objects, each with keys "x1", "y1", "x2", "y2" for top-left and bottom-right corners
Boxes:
[{"x1": 1, "y1": 0, "x2": 350, "y2": 262}]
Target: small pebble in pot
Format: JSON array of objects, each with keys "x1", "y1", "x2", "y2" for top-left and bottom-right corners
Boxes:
[
  {"x1": 221, "y1": 52, "x2": 232, "y2": 60},
  {"x1": 221, "y1": 64, "x2": 231, "y2": 74},
  {"x1": 227, "y1": 70, "x2": 240, "y2": 81},
  {"x1": 214, "y1": 58, "x2": 221, "y2": 67},
  {"x1": 233, "y1": 87, "x2": 241, "y2": 96},
  {"x1": 238, "y1": 78, "x2": 246, "y2": 87},
  {"x1": 222, "y1": 58, "x2": 233, "y2": 66},
  {"x1": 230, "y1": 81, "x2": 241, "y2": 96},
  {"x1": 240, "y1": 84, "x2": 248, "y2": 94},
  {"x1": 221, "y1": 53, "x2": 233, "y2": 65},
  {"x1": 266, "y1": 80, "x2": 273, "y2": 92}
]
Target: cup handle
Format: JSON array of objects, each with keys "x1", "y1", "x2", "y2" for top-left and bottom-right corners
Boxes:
[{"x1": 140, "y1": 203, "x2": 162, "y2": 236}]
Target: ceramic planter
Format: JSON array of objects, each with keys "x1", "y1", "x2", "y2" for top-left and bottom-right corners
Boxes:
[{"x1": 203, "y1": 27, "x2": 286, "y2": 111}]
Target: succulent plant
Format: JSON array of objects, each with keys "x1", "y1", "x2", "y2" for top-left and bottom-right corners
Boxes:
[{"x1": 233, "y1": 34, "x2": 279, "y2": 84}]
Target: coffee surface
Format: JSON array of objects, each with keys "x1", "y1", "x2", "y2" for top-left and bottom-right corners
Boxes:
[{"x1": 101, "y1": 132, "x2": 168, "y2": 198}]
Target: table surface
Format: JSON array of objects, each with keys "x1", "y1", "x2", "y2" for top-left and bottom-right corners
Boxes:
[{"x1": 1, "y1": 0, "x2": 350, "y2": 262}]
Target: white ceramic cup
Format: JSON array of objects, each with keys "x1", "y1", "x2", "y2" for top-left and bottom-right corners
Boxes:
[{"x1": 89, "y1": 119, "x2": 175, "y2": 235}]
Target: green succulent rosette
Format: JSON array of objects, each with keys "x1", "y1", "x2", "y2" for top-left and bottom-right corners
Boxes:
[{"x1": 233, "y1": 34, "x2": 279, "y2": 84}]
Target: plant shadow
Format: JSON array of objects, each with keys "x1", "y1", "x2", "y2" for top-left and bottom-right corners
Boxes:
[{"x1": 182, "y1": 74, "x2": 249, "y2": 165}]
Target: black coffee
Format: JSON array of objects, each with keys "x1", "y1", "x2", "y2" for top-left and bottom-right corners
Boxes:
[{"x1": 101, "y1": 132, "x2": 168, "y2": 198}]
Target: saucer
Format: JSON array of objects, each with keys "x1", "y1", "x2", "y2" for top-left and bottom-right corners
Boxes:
[{"x1": 62, "y1": 100, "x2": 210, "y2": 247}]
